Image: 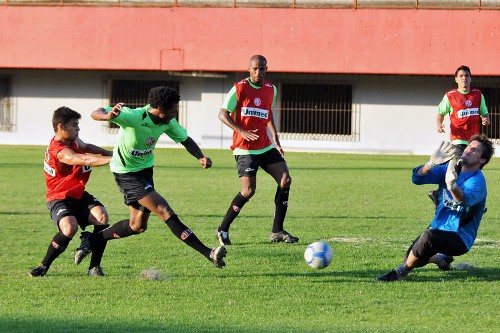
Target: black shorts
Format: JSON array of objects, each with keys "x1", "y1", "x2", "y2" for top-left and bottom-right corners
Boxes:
[
  {"x1": 411, "y1": 228, "x2": 468, "y2": 260},
  {"x1": 235, "y1": 148, "x2": 286, "y2": 177},
  {"x1": 47, "y1": 191, "x2": 103, "y2": 229},
  {"x1": 113, "y1": 167, "x2": 154, "y2": 211}
]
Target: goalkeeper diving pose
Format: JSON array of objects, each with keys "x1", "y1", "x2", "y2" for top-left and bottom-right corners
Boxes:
[{"x1": 378, "y1": 135, "x2": 494, "y2": 282}]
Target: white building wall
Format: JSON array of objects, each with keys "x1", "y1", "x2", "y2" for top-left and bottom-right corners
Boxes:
[{"x1": 0, "y1": 69, "x2": 490, "y2": 155}]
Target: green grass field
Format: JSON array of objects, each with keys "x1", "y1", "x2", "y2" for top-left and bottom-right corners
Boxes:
[{"x1": 0, "y1": 145, "x2": 499, "y2": 332}]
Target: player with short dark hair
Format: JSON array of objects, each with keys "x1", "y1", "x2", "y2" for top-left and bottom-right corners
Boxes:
[
  {"x1": 29, "y1": 107, "x2": 112, "y2": 277},
  {"x1": 86, "y1": 86, "x2": 227, "y2": 270},
  {"x1": 216, "y1": 55, "x2": 298, "y2": 245},
  {"x1": 378, "y1": 134, "x2": 494, "y2": 282}
]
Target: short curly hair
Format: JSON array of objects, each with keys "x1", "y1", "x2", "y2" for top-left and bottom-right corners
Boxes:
[
  {"x1": 52, "y1": 106, "x2": 80, "y2": 132},
  {"x1": 148, "y1": 86, "x2": 180, "y2": 111}
]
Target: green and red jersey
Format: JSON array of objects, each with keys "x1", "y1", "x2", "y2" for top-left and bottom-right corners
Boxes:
[
  {"x1": 223, "y1": 78, "x2": 277, "y2": 155},
  {"x1": 438, "y1": 89, "x2": 488, "y2": 145}
]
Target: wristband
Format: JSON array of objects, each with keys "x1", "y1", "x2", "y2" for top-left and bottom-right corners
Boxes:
[{"x1": 425, "y1": 160, "x2": 436, "y2": 170}]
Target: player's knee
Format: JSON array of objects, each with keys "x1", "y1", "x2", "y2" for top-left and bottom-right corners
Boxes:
[
  {"x1": 281, "y1": 175, "x2": 292, "y2": 188},
  {"x1": 131, "y1": 225, "x2": 147, "y2": 234},
  {"x1": 59, "y1": 218, "x2": 79, "y2": 238},
  {"x1": 241, "y1": 187, "x2": 255, "y2": 199},
  {"x1": 96, "y1": 211, "x2": 109, "y2": 225},
  {"x1": 129, "y1": 219, "x2": 147, "y2": 234}
]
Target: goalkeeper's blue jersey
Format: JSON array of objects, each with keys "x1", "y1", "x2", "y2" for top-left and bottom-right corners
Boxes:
[{"x1": 412, "y1": 164, "x2": 487, "y2": 250}]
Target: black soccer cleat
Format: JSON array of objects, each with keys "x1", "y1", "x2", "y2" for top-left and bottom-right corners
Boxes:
[
  {"x1": 28, "y1": 265, "x2": 48, "y2": 277},
  {"x1": 74, "y1": 231, "x2": 92, "y2": 265},
  {"x1": 216, "y1": 227, "x2": 232, "y2": 246},
  {"x1": 209, "y1": 246, "x2": 227, "y2": 268},
  {"x1": 377, "y1": 270, "x2": 403, "y2": 282},
  {"x1": 87, "y1": 266, "x2": 105, "y2": 277},
  {"x1": 428, "y1": 190, "x2": 438, "y2": 209},
  {"x1": 436, "y1": 254, "x2": 454, "y2": 271},
  {"x1": 269, "y1": 230, "x2": 299, "y2": 243}
]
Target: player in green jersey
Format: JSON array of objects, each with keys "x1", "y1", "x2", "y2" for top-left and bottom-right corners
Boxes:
[{"x1": 78, "y1": 86, "x2": 227, "y2": 270}]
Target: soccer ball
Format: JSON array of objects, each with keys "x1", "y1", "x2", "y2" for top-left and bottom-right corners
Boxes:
[{"x1": 304, "y1": 241, "x2": 333, "y2": 269}]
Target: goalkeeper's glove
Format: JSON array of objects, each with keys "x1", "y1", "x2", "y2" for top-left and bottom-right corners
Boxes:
[
  {"x1": 445, "y1": 157, "x2": 459, "y2": 191},
  {"x1": 425, "y1": 141, "x2": 455, "y2": 170}
]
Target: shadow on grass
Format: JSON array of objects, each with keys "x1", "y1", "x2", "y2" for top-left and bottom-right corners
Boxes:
[
  {"x1": 0, "y1": 319, "x2": 317, "y2": 333},
  {"x1": 257, "y1": 265, "x2": 500, "y2": 283}
]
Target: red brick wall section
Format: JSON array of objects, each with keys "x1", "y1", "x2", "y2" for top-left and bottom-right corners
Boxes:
[{"x1": 0, "y1": 6, "x2": 499, "y2": 75}]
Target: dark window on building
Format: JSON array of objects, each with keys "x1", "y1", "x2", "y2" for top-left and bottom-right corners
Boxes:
[
  {"x1": 279, "y1": 82, "x2": 352, "y2": 136},
  {"x1": 0, "y1": 77, "x2": 14, "y2": 132},
  {"x1": 481, "y1": 87, "x2": 500, "y2": 140}
]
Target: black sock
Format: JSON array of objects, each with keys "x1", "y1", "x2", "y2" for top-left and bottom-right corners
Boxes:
[
  {"x1": 41, "y1": 231, "x2": 71, "y2": 267},
  {"x1": 89, "y1": 224, "x2": 108, "y2": 268},
  {"x1": 219, "y1": 193, "x2": 249, "y2": 232},
  {"x1": 93, "y1": 219, "x2": 136, "y2": 242},
  {"x1": 272, "y1": 187, "x2": 289, "y2": 233},
  {"x1": 165, "y1": 214, "x2": 211, "y2": 258}
]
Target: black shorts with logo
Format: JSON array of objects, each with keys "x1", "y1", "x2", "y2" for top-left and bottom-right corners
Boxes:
[
  {"x1": 235, "y1": 148, "x2": 286, "y2": 177},
  {"x1": 113, "y1": 167, "x2": 154, "y2": 211},
  {"x1": 47, "y1": 191, "x2": 103, "y2": 229}
]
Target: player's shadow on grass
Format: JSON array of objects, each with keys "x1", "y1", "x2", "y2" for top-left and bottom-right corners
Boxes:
[{"x1": 255, "y1": 266, "x2": 500, "y2": 283}]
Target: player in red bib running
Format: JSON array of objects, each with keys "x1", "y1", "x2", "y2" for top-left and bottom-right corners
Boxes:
[
  {"x1": 29, "y1": 107, "x2": 112, "y2": 277},
  {"x1": 216, "y1": 55, "x2": 298, "y2": 245},
  {"x1": 429, "y1": 66, "x2": 490, "y2": 208}
]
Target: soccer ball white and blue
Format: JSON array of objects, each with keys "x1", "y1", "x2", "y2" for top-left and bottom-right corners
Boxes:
[{"x1": 304, "y1": 241, "x2": 333, "y2": 269}]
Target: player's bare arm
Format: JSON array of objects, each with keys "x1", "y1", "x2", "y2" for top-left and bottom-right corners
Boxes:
[
  {"x1": 57, "y1": 147, "x2": 111, "y2": 167},
  {"x1": 180, "y1": 137, "x2": 212, "y2": 169},
  {"x1": 91, "y1": 103, "x2": 124, "y2": 121},
  {"x1": 218, "y1": 108, "x2": 259, "y2": 141},
  {"x1": 75, "y1": 137, "x2": 112, "y2": 156},
  {"x1": 437, "y1": 114, "x2": 445, "y2": 133},
  {"x1": 267, "y1": 116, "x2": 284, "y2": 155}
]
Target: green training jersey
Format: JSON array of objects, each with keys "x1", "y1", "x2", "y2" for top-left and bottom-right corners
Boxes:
[{"x1": 106, "y1": 104, "x2": 188, "y2": 173}]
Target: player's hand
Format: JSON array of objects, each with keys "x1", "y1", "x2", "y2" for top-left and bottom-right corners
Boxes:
[
  {"x1": 426, "y1": 141, "x2": 455, "y2": 169},
  {"x1": 276, "y1": 145, "x2": 284, "y2": 156},
  {"x1": 241, "y1": 129, "x2": 259, "y2": 141},
  {"x1": 437, "y1": 124, "x2": 445, "y2": 133},
  {"x1": 445, "y1": 157, "x2": 458, "y2": 191},
  {"x1": 481, "y1": 116, "x2": 490, "y2": 126},
  {"x1": 108, "y1": 103, "x2": 124, "y2": 119},
  {"x1": 199, "y1": 157, "x2": 212, "y2": 169}
]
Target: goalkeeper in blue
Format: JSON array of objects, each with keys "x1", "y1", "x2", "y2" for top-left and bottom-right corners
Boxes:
[{"x1": 378, "y1": 134, "x2": 494, "y2": 282}]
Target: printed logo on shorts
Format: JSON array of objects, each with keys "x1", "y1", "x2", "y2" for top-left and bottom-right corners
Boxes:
[
  {"x1": 181, "y1": 229, "x2": 193, "y2": 240},
  {"x1": 244, "y1": 167, "x2": 255, "y2": 172},
  {"x1": 56, "y1": 208, "x2": 67, "y2": 216},
  {"x1": 254, "y1": 98, "x2": 262, "y2": 106},
  {"x1": 82, "y1": 165, "x2": 92, "y2": 173}
]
